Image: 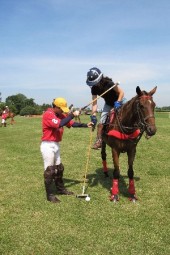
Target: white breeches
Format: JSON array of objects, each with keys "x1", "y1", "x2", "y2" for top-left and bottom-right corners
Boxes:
[
  {"x1": 40, "y1": 141, "x2": 61, "y2": 171},
  {"x1": 1, "y1": 119, "x2": 6, "y2": 124}
]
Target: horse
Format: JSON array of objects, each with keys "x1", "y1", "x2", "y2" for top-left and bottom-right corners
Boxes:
[
  {"x1": 101, "y1": 86, "x2": 157, "y2": 202},
  {"x1": 7, "y1": 111, "x2": 15, "y2": 125}
]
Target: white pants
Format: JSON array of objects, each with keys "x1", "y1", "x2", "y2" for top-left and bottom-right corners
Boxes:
[
  {"x1": 100, "y1": 103, "x2": 113, "y2": 124},
  {"x1": 100, "y1": 98, "x2": 127, "y2": 124},
  {"x1": 1, "y1": 119, "x2": 6, "y2": 124},
  {"x1": 40, "y1": 141, "x2": 61, "y2": 171}
]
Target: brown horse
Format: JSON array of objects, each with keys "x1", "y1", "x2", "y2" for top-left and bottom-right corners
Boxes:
[
  {"x1": 7, "y1": 111, "x2": 15, "y2": 125},
  {"x1": 101, "y1": 86, "x2": 157, "y2": 202},
  {"x1": 0, "y1": 110, "x2": 15, "y2": 126}
]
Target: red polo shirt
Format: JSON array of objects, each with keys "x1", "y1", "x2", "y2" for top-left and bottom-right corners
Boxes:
[{"x1": 41, "y1": 108, "x2": 74, "y2": 142}]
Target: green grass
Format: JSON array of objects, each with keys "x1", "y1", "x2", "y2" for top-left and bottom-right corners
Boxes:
[{"x1": 0, "y1": 113, "x2": 170, "y2": 255}]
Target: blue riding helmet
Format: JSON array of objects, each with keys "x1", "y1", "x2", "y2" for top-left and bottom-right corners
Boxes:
[{"x1": 86, "y1": 67, "x2": 103, "y2": 87}]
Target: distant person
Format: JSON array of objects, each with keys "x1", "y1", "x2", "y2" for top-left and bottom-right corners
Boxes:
[
  {"x1": 40, "y1": 97, "x2": 93, "y2": 203},
  {"x1": 1, "y1": 106, "x2": 9, "y2": 127},
  {"x1": 86, "y1": 67, "x2": 124, "y2": 149}
]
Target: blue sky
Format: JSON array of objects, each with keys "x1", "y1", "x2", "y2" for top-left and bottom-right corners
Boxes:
[{"x1": 0, "y1": 0, "x2": 170, "y2": 108}]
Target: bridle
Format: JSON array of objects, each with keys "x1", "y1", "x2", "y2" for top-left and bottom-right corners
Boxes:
[
  {"x1": 107, "y1": 94, "x2": 155, "y2": 139},
  {"x1": 136, "y1": 95, "x2": 155, "y2": 132}
]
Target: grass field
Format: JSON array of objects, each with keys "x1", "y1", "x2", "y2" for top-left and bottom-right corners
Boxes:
[{"x1": 0, "y1": 113, "x2": 170, "y2": 255}]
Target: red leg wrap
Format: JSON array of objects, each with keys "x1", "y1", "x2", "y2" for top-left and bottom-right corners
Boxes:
[
  {"x1": 111, "y1": 179, "x2": 119, "y2": 195},
  {"x1": 102, "y1": 160, "x2": 108, "y2": 172},
  {"x1": 128, "y1": 179, "x2": 135, "y2": 195}
]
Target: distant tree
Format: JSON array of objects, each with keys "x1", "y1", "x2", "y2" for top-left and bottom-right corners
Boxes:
[
  {"x1": 0, "y1": 102, "x2": 5, "y2": 115},
  {"x1": 5, "y1": 94, "x2": 37, "y2": 114},
  {"x1": 20, "y1": 106, "x2": 38, "y2": 116},
  {"x1": 23, "y1": 98, "x2": 36, "y2": 107},
  {"x1": 156, "y1": 106, "x2": 170, "y2": 112},
  {"x1": 6, "y1": 94, "x2": 27, "y2": 114},
  {"x1": 40, "y1": 103, "x2": 52, "y2": 112}
]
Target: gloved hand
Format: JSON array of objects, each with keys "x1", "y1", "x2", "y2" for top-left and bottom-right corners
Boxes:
[
  {"x1": 73, "y1": 110, "x2": 80, "y2": 117},
  {"x1": 90, "y1": 115, "x2": 97, "y2": 128},
  {"x1": 114, "y1": 101, "x2": 122, "y2": 110}
]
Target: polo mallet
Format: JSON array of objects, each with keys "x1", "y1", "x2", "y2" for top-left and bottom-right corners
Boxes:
[
  {"x1": 76, "y1": 83, "x2": 118, "y2": 198},
  {"x1": 76, "y1": 127, "x2": 93, "y2": 198},
  {"x1": 80, "y1": 83, "x2": 118, "y2": 111}
]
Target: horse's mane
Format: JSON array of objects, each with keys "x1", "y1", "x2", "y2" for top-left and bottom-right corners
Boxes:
[
  {"x1": 122, "y1": 90, "x2": 149, "y2": 111},
  {"x1": 122, "y1": 95, "x2": 137, "y2": 112}
]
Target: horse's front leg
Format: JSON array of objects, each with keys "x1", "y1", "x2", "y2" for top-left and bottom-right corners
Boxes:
[
  {"x1": 101, "y1": 140, "x2": 109, "y2": 177},
  {"x1": 110, "y1": 148, "x2": 120, "y2": 202},
  {"x1": 127, "y1": 148, "x2": 138, "y2": 202}
]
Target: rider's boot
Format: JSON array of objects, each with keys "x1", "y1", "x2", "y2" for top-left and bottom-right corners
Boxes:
[
  {"x1": 54, "y1": 163, "x2": 74, "y2": 195},
  {"x1": 44, "y1": 166, "x2": 60, "y2": 203},
  {"x1": 91, "y1": 123, "x2": 103, "y2": 150}
]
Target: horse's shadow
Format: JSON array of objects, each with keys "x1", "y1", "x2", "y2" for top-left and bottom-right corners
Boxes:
[
  {"x1": 62, "y1": 168, "x2": 140, "y2": 198},
  {"x1": 78, "y1": 168, "x2": 140, "y2": 198}
]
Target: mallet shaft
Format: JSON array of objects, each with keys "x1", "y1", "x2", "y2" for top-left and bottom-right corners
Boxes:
[{"x1": 81, "y1": 83, "x2": 118, "y2": 111}]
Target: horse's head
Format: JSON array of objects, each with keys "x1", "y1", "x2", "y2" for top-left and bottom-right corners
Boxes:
[{"x1": 136, "y1": 86, "x2": 157, "y2": 137}]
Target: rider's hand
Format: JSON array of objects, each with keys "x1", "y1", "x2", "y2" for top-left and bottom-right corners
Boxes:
[
  {"x1": 114, "y1": 101, "x2": 122, "y2": 110},
  {"x1": 73, "y1": 110, "x2": 80, "y2": 117},
  {"x1": 90, "y1": 115, "x2": 97, "y2": 126},
  {"x1": 87, "y1": 122, "x2": 94, "y2": 128}
]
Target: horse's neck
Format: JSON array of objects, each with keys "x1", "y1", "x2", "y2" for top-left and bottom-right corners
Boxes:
[{"x1": 119, "y1": 98, "x2": 138, "y2": 126}]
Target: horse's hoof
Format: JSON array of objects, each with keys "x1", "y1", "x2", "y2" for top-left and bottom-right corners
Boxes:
[
  {"x1": 128, "y1": 194, "x2": 138, "y2": 202},
  {"x1": 110, "y1": 194, "x2": 119, "y2": 202}
]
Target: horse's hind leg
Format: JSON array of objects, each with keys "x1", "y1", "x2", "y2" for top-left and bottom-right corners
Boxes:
[
  {"x1": 110, "y1": 149, "x2": 120, "y2": 202},
  {"x1": 101, "y1": 141, "x2": 109, "y2": 177},
  {"x1": 127, "y1": 148, "x2": 138, "y2": 202},
  {"x1": 10, "y1": 116, "x2": 15, "y2": 125}
]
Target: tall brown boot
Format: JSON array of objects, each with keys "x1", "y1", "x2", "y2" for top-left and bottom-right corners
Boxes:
[
  {"x1": 44, "y1": 166, "x2": 60, "y2": 203},
  {"x1": 54, "y1": 163, "x2": 74, "y2": 195},
  {"x1": 92, "y1": 123, "x2": 103, "y2": 150}
]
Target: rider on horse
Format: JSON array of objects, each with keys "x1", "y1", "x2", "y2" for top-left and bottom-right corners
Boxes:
[
  {"x1": 1, "y1": 106, "x2": 9, "y2": 127},
  {"x1": 86, "y1": 67, "x2": 124, "y2": 149}
]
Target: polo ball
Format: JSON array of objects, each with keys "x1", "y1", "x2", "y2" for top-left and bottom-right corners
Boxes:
[{"x1": 85, "y1": 196, "x2": 90, "y2": 201}]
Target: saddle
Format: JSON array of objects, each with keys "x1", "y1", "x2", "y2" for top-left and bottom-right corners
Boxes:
[{"x1": 105, "y1": 109, "x2": 140, "y2": 140}]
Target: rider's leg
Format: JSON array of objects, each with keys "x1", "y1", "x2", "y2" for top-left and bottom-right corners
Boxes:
[
  {"x1": 40, "y1": 141, "x2": 61, "y2": 203},
  {"x1": 91, "y1": 123, "x2": 103, "y2": 149},
  {"x1": 44, "y1": 166, "x2": 60, "y2": 203},
  {"x1": 54, "y1": 163, "x2": 74, "y2": 195},
  {"x1": 92, "y1": 103, "x2": 112, "y2": 150}
]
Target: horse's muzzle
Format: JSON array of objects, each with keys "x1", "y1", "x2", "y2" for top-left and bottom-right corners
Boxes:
[{"x1": 146, "y1": 126, "x2": 157, "y2": 136}]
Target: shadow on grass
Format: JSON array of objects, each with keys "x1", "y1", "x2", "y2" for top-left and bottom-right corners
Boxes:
[
  {"x1": 63, "y1": 168, "x2": 140, "y2": 198},
  {"x1": 79, "y1": 168, "x2": 140, "y2": 197}
]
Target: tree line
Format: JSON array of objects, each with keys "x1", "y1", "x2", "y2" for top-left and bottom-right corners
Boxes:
[
  {"x1": 0, "y1": 93, "x2": 170, "y2": 116},
  {"x1": 0, "y1": 93, "x2": 51, "y2": 116}
]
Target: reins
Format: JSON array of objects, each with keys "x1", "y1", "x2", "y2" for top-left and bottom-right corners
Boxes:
[{"x1": 105, "y1": 94, "x2": 155, "y2": 141}]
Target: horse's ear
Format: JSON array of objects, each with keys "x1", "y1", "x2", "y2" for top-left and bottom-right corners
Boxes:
[
  {"x1": 136, "y1": 86, "x2": 142, "y2": 96},
  {"x1": 149, "y1": 86, "x2": 157, "y2": 96}
]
